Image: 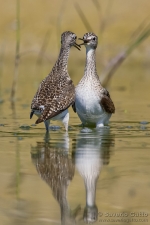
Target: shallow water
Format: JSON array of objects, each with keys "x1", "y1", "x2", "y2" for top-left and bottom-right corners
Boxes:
[{"x1": 0, "y1": 61, "x2": 150, "y2": 225}]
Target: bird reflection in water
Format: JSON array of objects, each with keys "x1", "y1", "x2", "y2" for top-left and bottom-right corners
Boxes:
[
  {"x1": 73, "y1": 128, "x2": 114, "y2": 224},
  {"x1": 31, "y1": 133, "x2": 80, "y2": 225},
  {"x1": 31, "y1": 128, "x2": 114, "y2": 224}
]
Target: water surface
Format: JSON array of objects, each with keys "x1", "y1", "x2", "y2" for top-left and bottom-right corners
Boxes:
[{"x1": 0, "y1": 62, "x2": 150, "y2": 225}]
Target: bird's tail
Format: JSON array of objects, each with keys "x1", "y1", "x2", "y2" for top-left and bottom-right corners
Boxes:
[{"x1": 35, "y1": 117, "x2": 44, "y2": 124}]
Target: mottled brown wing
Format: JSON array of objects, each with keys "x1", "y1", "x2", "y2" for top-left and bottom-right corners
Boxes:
[
  {"x1": 35, "y1": 79, "x2": 75, "y2": 124},
  {"x1": 31, "y1": 74, "x2": 57, "y2": 109},
  {"x1": 100, "y1": 90, "x2": 115, "y2": 114}
]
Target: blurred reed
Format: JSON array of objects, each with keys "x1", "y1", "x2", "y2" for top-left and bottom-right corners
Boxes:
[
  {"x1": 0, "y1": 43, "x2": 5, "y2": 102},
  {"x1": 36, "y1": 30, "x2": 51, "y2": 65},
  {"x1": 74, "y1": 3, "x2": 93, "y2": 32},
  {"x1": 100, "y1": 21, "x2": 150, "y2": 86},
  {"x1": 56, "y1": 0, "x2": 67, "y2": 50},
  {"x1": 11, "y1": 0, "x2": 20, "y2": 103},
  {"x1": 92, "y1": 0, "x2": 114, "y2": 38}
]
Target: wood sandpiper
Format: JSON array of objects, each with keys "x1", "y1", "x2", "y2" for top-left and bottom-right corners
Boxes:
[
  {"x1": 30, "y1": 31, "x2": 80, "y2": 132},
  {"x1": 73, "y1": 32, "x2": 115, "y2": 128}
]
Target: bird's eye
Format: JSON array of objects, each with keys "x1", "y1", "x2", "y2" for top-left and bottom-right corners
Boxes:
[
  {"x1": 74, "y1": 36, "x2": 77, "y2": 40},
  {"x1": 92, "y1": 37, "x2": 96, "y2": 41}
]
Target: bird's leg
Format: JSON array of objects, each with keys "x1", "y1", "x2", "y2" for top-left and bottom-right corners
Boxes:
[
  {"x1": 44, "y1": 120, "x2": 50, "y2": 132},
  {"x1": 62, "y1": 111, "x2": 69, "y2": 132}
]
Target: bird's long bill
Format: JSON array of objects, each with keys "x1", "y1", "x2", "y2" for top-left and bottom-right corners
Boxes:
[
  {"x1": 78, "y1": 38, "x2": 88, "y2": 46},
  {"x1": 74, "y1": 42, "x2": 81, "y2": 50}
]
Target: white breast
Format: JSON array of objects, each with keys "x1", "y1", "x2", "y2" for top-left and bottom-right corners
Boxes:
[{"x1": 75, "y1": 83, "x2": 105, "y2": 125}]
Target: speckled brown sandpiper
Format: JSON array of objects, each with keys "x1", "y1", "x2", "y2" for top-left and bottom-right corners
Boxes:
[
  {"x1": 30, "y1": 31, "x2": 80, "y2": 132},
  {"x1": 73, "y1": 32, "x2": 115, "y2": 128}
]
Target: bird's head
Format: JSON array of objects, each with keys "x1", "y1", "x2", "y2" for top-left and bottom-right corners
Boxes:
[
  {"x1": 79, "y1": 32, "x2": 98, "y2": 49},
  {"x1": 61, "y1": 31, "x2": 81, "y2": 50}
]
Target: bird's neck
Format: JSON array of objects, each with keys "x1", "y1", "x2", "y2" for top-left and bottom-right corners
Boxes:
[
  {"x1": 84, "y1": 47, "x2": 97, "y2": 79},
  {"x1": 53, "y1": 45, "x2": 70, "y2": 74}
]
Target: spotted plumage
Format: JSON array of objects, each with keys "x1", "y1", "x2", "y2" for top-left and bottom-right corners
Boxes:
[
  {"x1": 74, "y1": 32, "x2": 115, "y2": 127},
  {"x1": 30, "y1": 31, "x2": 80, "y2": 132}
]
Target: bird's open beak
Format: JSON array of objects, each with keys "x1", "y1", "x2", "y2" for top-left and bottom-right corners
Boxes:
[
  {"x1": 74, "y1": 42, "x2": 81, "y2": 50},
  {"x1": 78, "y1": 38, "x2": 89, "y2": 45}
]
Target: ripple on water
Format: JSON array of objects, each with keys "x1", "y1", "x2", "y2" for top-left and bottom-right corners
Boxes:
[
  {"x1": 20, "y1": 124, "x2": 31, "y2": 130},
  {"x1": 140, "y1": 121, "x2": 149, "y2": 125},
  {"x1": 80, "y1": 127, "x2": 93, "y2": 133},
  {"x1": 49, "y1": 125, "x2": 61, "y2": 131}
]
